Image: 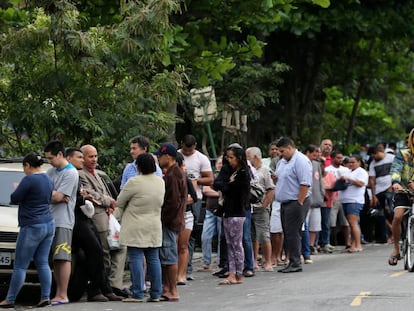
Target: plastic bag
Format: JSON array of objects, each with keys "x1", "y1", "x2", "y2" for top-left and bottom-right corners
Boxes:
[{"x1": 107, "y1": 214, "x2": 121, "y2": 250}]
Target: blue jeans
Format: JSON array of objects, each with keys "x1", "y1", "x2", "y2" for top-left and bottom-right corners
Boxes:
[
  {"x1": 320, "y1": 206, "x2": 331, "y2": 246},
  {"x1": 243, "y1": 209, "x2": 254, "y2": 271},
  {"x1": 7, "y1": 220, "x2": 55, "y2": 303},
  {"x1": 201, "y1": 210, "x2": 221, "y2": 265},
  {"x1": 128, "y1": 247, "x2": 162, "y2": 300},
  {"x1": 301, "y1": 220, "x2": 311, "y2": 258}
]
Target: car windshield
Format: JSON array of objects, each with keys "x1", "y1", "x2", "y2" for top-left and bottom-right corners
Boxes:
[{"x1": 0, "y1": 171, "x2": 25, "y2": 206}]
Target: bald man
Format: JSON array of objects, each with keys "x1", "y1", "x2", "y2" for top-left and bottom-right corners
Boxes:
[{"x1": 78, "y1": 145, "x2": 123, "y2": 301}]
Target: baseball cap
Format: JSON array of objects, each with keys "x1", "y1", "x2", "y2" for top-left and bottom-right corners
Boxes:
[{"x1": 153, "y1": 143, "x2": 177, "y2": 157}]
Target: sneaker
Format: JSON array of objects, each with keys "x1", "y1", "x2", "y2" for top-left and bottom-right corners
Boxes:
[
  {"x1": 111, "y1": 287, "x2": 132, "y2": 298},
  {"x1": 310, "y1": 246, "x2": 318, "y2": 255},
  {"x1": 322, "y1": 244, "x2": 334, "y2": 253},
  {"x1": 122, "y1": 297, "x2": 143, "y2": 303},
  {"x1": 304, "y1": 257, "x2": 313, "y2": 264}
]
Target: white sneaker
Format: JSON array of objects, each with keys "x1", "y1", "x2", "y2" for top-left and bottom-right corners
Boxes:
[{"x1": 322, "y1": 244, "x2": 335, "y2": 253}]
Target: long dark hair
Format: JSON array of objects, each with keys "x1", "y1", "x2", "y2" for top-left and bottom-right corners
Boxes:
[{"x1": 226, "y1": 145, "x2": 249, "y2": 173}]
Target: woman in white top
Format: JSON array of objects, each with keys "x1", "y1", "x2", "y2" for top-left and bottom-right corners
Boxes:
[{"x1": 338, "y1": 155, "x2": 368, "y2": 253}]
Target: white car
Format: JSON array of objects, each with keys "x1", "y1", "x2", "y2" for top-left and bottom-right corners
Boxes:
[{"x1": 0, "y1": 159, "x2": 51, "y2": 285}]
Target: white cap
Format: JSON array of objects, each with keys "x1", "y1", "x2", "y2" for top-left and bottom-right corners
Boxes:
[{"x1": 385, "y1": 148, "x2": 395, "y2": 154}]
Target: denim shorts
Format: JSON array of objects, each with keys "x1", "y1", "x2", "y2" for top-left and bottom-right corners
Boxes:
[
  {"x1": 159, "y1": 226, "x2": 178, "y2": 265},
  {"x1": 342, "y1": 203, "x2": 364, "y2": 216},
  {"x1": 185, "y1": 210, "x2": 194, "y2": 230}
]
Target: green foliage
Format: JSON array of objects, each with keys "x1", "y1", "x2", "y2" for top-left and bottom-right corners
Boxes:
[
  {"x1": 2, "y1": 0, "x2": 414, "y2": 173},
  {"x1": 0, "y1": 0, "x2": 187, "y2": 176},
  {"x1": 323, "y1": 86, "x2": 400, "y2": 149}
]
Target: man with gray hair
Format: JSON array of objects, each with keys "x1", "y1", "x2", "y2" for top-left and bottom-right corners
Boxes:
[{"x1": 246, "y1": 147, "x2": 275, "y2": 272}]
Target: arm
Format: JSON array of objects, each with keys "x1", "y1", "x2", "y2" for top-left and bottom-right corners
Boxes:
[
  {"x1": 51, "y1": 170, "x2": 78, "y2": 204},
  {"x1": 51, "y1": 190, "x2": 69, "y2": 203},
  {"x1": 368, "y1": 176, "x2": 378, "y2": 206},
  {"x1": 186, "y1": 177, "x2": 198, "y2": 204},
  {"x1": 341, "y1": 168, "x2": 369, "y2": 187},
  {"x1": 197, "y1": 170, "x2": 214, "y2": 187},
  {"x1": 262, "y1": 188, "x2": 274, "y2": 208},
  {"x1": 202, "y1": 185, "x2": 219, "y2": 197},
  {"x1": 79, "y1": 172, "x2": 114, "y2": 208},
  {"x1": 114, "y1": 179, "x2": 134, "y2": 219},
  {"x1": 298, "y1": 185, "x2": 310, "y2": 205},
  {"x1": 10, "y1": 177, "x2": 30, "y2": 204}
]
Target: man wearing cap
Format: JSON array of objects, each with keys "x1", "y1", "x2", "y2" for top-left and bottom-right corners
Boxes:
[{"x1": 154, "y1": 143, "x2": 187, "y2": 301}]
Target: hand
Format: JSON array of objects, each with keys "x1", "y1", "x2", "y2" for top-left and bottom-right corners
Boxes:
[
  {"x1": 392, "y1": 183, "x2": 403, "y2": 192},
  {"x1": 370, "y1": 196, "x2": 379, "y2": 207}
]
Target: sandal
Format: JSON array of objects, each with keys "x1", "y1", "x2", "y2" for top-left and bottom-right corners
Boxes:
[
  {"x1": 243, "y1": 270, "x2": 255, "y2": 277},
  {"x1": 218, "y1": 278, "x2": 239, "y2": 285},
  {"x1": 388, "y1": 253, "x2": 402, "y2": 266}
]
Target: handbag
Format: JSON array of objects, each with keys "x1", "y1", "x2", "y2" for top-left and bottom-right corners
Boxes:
[
  {"x1": 250, "y1": 182, "x2": 266, "y2": 204},
  {"x1": 331, "y1": 179, "x2": 349, "y2": 191},
  {"x1": 107, "y1": 214, "x2": 121, "y2": 250}
]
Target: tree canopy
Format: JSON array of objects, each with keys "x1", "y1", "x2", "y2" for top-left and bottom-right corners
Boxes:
[{"x1": 1, "y1": 0, "x2": 413, "y2": 175}]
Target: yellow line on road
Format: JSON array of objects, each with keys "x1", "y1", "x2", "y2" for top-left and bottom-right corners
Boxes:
[
  {"x1": 390, "y1": 270, "x2": 407, "y2": 278},
  {"x1": 351, "y1": 291, "x2": 371, "y2": 307}
]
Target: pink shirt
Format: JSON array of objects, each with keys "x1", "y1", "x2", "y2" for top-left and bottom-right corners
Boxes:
[{"x1": 323, "y1": 171, "x2": 337, "y2": 208}]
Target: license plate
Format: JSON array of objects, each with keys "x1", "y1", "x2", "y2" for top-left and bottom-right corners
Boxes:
[{"x1": 0, "y1": 252, "x2": 11, "y2": 266}]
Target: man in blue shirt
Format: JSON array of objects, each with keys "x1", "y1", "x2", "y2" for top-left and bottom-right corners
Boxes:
[
  {"x1": 275, "y1": 137, "x2": 312, "y2": 273},
  {"x1": 120, "y1": 135, "x2": 162, "y2": 189}
]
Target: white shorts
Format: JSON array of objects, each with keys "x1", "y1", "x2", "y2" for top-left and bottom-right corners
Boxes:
[
  {"x1": 306, "y1": 207, "x2": 322, "y2": 232},
  {"x1": 270, "y1": 201, "x2": 283, "y2": 233},
  {"x1": 185, "y1": 210, "x2": 194, "y2": 230}
]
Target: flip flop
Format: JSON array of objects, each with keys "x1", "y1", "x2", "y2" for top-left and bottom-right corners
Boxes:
[
  {"x1": 160, "y1": 295, "x2": 179, "y2": 302},
  {"x1": 388, "y1": 253, "x2": 402, "y2": 266},
  {"x1": 177, "y1": 281, "x2": 187, "y2": 286},
  {"x1": 51, "y1": 300, "x2": 69, "y2": 306}
]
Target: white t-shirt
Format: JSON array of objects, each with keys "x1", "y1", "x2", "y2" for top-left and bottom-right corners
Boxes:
[
  {"x1": 180, "y1": 150, "x2": 212, "y2": 199},
  {"x1": 339, "y1": 167, "x2": 368, "y2": 204},
  {"x1": 325, "y1": 165, "x2": 350, "y2": 179},
  {"x1": 368, "y1": 153, "x2": 395, "y2": 194}
]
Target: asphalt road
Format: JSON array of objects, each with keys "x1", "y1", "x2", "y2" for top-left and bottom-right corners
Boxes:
[{"x1": 10, "y1": 243, "x2": 414, "y2": 310}]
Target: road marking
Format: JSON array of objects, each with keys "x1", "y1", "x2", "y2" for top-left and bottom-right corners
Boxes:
[
  {"x1": 351, "y1": 291, "x2": 370, "y2": 306},
  {"x1": 390, "y1": 270, "x2": 407, "y2": 277}
]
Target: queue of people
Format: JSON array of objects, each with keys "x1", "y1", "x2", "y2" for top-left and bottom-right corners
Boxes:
[{"x1": 0, "y1": 129, "x2": 412, "y2": 307}]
